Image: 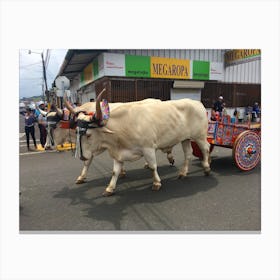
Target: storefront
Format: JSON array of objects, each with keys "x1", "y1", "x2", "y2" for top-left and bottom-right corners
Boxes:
[
  {"x1": 56, "y1": 49, "x2": 261, "y2": 116},
  {"x1": 74, "y1": 52, "x2": 224, "y2": 103}
]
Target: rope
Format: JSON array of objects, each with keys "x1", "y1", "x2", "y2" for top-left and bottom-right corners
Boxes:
[{"x1": 75, "y1": 127, "x2": 81, "y2": 159}]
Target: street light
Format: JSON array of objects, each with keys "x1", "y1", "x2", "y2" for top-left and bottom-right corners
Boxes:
[{"x1": 28, "y1": 50, "x2": 49, "y2": 103}]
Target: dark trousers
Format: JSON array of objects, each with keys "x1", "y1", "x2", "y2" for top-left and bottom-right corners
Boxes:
[
  {"x1": 38, "y1": 124, "x2": 47, "y2": 146},
  {"x1": 25, "y1": 125, "x2": 36, "y2": 149}
]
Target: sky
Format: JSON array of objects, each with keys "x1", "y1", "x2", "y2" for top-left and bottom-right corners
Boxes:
[{"x1": 19, "y1": 49, "x2": 68, "y2": 98}]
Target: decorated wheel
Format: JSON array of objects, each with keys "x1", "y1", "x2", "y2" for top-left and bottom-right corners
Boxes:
[{"x1": 233, "y1": 130, "x2": 261, "y2": 171}]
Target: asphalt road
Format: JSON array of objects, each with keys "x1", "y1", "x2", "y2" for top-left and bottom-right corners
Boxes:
[{"x1": 19, "y1": 142, "x2": 261, "y2": 231}]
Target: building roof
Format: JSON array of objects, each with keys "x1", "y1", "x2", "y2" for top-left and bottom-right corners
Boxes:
[{"x1": 56, "y1": 49, "x2": 107, "y2": 82}]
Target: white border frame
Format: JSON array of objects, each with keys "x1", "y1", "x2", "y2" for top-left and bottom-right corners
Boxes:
[{"x1": 1, "y1": 1, "x2": 279, "y2": 279}]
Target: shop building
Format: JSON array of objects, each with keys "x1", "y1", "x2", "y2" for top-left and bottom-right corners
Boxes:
[{"x1": 56, "y1": 49, "x2": 261, "y2": 118}]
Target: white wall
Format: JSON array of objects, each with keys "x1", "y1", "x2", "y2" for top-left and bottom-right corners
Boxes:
[
  {"x1": 224, "y1": 59, "x2": 261, "y2": 83},
  {"x1": 171, "y1": 88, "x2": 201, "y2": 101}
]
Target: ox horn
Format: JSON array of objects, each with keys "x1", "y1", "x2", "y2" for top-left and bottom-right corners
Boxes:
[
  {"x1": 38, "y1": 107, "x2": 47, "y2": 116},
  {"x1": 63, "y1": 92, "x2": 76, "y2": 114},
  {"x1": 95, "y1": 88, "x2": 106, "y2": 120}
]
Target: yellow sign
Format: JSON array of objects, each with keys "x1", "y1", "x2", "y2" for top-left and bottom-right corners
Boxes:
[
  {"x1": 225, "y1": 49, "x2": 261, "y2": 66},
  {"x1": 151, "y1": 57, "x2": 190, "y2": 79},
  {"x1": 83, "y1": 63, "x2": 94, "y2": 85}
]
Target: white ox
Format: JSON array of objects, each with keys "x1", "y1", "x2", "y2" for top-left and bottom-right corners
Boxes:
[
  {"x1": 68, "y1": 93, "x2": 211, "y2": 196},
  {"x1": 44, "y1": 98, "x2": 175, "y2": 184}
]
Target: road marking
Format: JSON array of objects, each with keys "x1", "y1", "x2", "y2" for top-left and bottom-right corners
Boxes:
[
  {"x1": 20, "y1": 150, "x2": 57, "y2": 156},
  {"x1": 20, "y1": 139, "x2": 40, "y2": 143}
]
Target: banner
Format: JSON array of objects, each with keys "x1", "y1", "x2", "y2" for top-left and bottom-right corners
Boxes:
[
  {"x1": 210, "y1": 62, "x2": 224, "y2": 81},
  {"x1": 80, "y1": 62, "x2": 94, "y2": 87},
  {"x1": 151, "y1": 57, "x2": 190, "y2": 79},
  {"x1": 125, "y1": 55, "x2": 150, "y2": 77},
  {"x1": 104, "y1": 53, "x2": 125, "y2": 76},
  {"x1": 79, "y1": 52, "x2": 224, "y2": 88},
  {"x1": 192, "y1": 61, "x2": 210, "y2": 80},
  {"x1": 225, "y1": 49, "x2": 261, "y2": 66}
]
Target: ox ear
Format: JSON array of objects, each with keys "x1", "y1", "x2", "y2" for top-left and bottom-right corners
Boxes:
[{"x1": 101, "y1": 127, "x2": 114, "y2": 134}]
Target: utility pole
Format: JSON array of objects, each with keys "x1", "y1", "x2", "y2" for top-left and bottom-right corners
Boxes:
[
  {"x1": 29, "y1": 50, "x2": 49, "y2": 103},
  {"x1": 41, "y1": 52, "x2": 49, "y2": 103}
]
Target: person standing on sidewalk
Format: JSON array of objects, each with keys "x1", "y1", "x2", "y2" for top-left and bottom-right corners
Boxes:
[
  {"x1": 213, "y1": 96, "x2": 224, "y2": 118},
  {"x1": 37, "y1": 106, "x2": 47, "y2": 147},
  {"x1": 35, "y1": 101, "x2": 47, "y2": 147},
  {"x1": 24, "y1": 108, "x2": 37, "y2": 151}
]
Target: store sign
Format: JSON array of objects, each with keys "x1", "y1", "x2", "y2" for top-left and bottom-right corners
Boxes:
[
  {"x1": 151, "y1": 57, "x2": 190, "y2": 79},
  {"x1": 104, "y1": 53, "x2": 125, "y2": 76},
  {"x1": 225, "y1": 49, "x2": 261, "y2": 66},
  {"x1": 210, "y1": 62, "x2": 224, "y2": 81},
  {"x1": 192, "y1": 61, "x2": 210, "y2": 80},
  {"x1": 80, "y1": 62, "x2": 94, "y2": 87},
  {"x1": 79, "y1": 52, "x2": 224, "y2": 88},
  {"x1": 125, "y1": 55, "x2": 150, "y2": 77}
]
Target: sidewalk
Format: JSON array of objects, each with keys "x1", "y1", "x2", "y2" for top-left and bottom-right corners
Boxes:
[{"x1": 37, "y1": 142, "x2": 76, "y2": 151}]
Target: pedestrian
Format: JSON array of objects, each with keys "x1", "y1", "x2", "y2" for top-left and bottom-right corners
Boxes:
[
  {"x1": 37, "y1": 106, "x2": 47, "y2": 147},
  {"x1": 252, "y1": 102, "x2": 261, "y2": 121},
  {"x1": 245, "y1": 104, "x2": 253, "y2": 121},
  {"x1": 35, "y1": 101, "x2": 47, "y2": 147},
  {"x1": 222, "y1": 102, "x2": 227, "y2": 116},
  {"x1": 24, "y1": 108, "x2": 37, "y2": 151},
  {"x1": 213, "y1": 96, "x2": 224, "y2": 118}
]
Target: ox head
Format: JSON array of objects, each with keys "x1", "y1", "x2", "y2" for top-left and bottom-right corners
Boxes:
[{"x1": 64, "y1": 88, "x2": 111, "y2": 160}]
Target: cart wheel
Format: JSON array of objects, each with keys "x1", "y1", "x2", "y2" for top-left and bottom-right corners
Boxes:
[{"x1": 233, "y1": 131, "x2": 261, "y2": 171}]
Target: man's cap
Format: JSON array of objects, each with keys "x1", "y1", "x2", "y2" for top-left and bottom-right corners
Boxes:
[
  {"x1": 219, "y1": 96, "x2": 223, "y2": 100},
  {"x1": 37, "y1": 101, "x2": 45, "y2": 106}
]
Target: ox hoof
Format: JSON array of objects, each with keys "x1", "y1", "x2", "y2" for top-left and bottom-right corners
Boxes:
[
  {"x1": 178, "y1": 173, "x2": 187, "y2": 179},
  {"x1": 102, "y1": 190, "x2": 114, "y2": 197},
  {"x1": 119, "y1": 171, "x2": 126, "y2": 179},
  {"x1": 169, "y1": 159, "x2": 175, "y2": 166},
  {"x1": 204, "y1": 168, "x2": 211, "y2": 176},
  {"x1": 144, "y1": 163, "x2": 150, "y2": 169},
  {"x1": 152, "y1": 182, "x2": 161, "y2": 191},
  {"x1": 75, "y1": 178, "x2": 86, "y2": 184}
]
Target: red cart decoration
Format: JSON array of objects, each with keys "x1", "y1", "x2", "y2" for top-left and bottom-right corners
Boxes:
[{"x1": 191, "y1": 115, "x2": 261, "y2": 171}]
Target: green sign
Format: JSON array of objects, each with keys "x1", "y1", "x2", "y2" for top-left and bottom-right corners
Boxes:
[
  {"x1": 125, "y1": 55, "x2": 150, "y2": 78},
  {"x1": 192, "y1": 61, "x2": 210, "y2": 80},
  {"x1": 93, "y1": 59, "x2": 99, "y2": 78}
]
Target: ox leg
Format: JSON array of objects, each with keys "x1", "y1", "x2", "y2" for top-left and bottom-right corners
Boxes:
[
  {"x1": 143, "y1": 148, "x2": 161, "y2": 191},
  {"x1": 104, "y1": 159, "x2": 123, "y2": 196},
  {"x1": 167, "y1": 149, "x2": 175, "y2": 166},
  {"x1": 179, "y1": 139, "x2": 192, "y2": 178},
  {"x1": 75, "y1": 155, "x2": 93, "y2": 184},
  {"x1": 196, "y1": 139, "x2": 211, "y2": 175},
  {"x1": 119, "y1": 167, "x2": 126, "y2": 178}
]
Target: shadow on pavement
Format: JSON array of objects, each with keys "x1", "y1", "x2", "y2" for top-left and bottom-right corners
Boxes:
[{"x1": 53, "y1": 165, "x2": 218, "y2": 230}]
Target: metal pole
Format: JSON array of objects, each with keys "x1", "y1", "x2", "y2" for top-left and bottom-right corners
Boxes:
[{"x1": 41, "y1": 52, "x2": 49, "y2": 103}]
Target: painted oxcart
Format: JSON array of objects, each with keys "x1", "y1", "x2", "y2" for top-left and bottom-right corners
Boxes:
[{"x1": 191, "y1": 115, "x2": 261, "y2": 171}]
